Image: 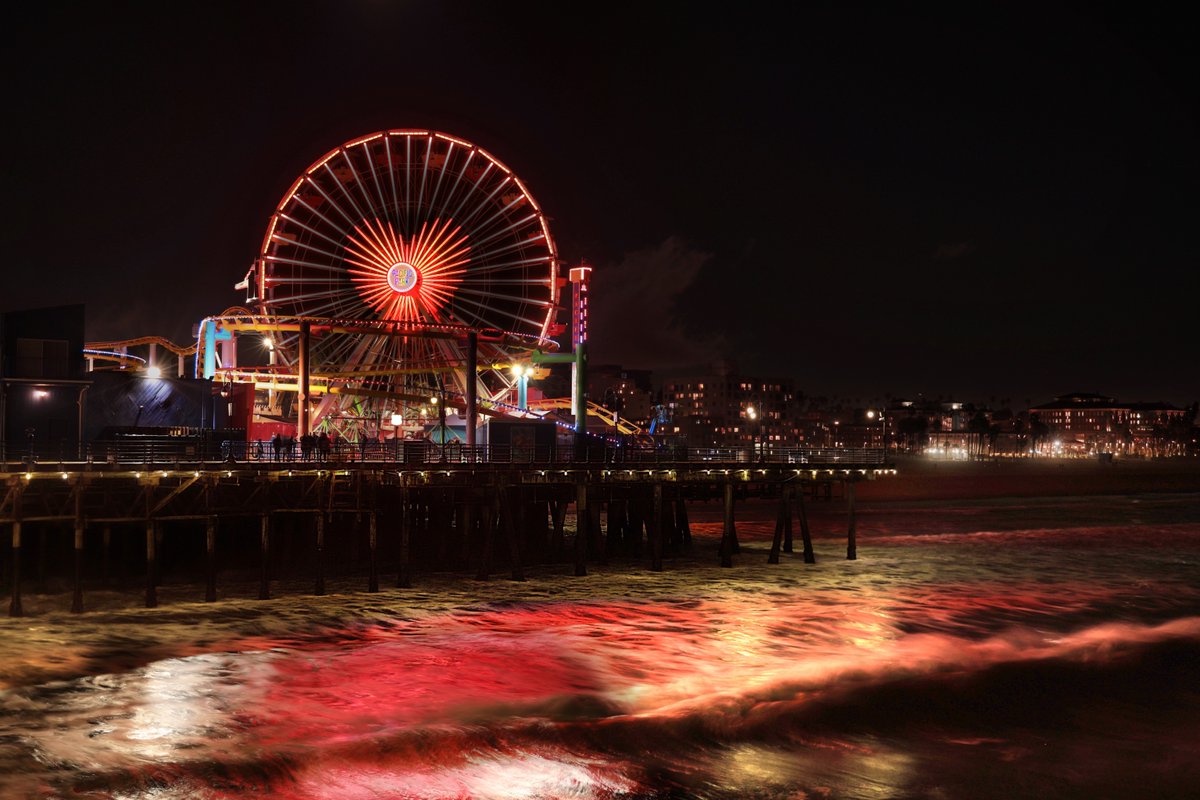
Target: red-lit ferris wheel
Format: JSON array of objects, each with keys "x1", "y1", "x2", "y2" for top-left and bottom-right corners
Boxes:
[{"x1": 241, "y1": 130, "x2": 562, "y2": 432}]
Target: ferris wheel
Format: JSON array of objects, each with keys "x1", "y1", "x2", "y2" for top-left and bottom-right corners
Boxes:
[{"x1": 247, "y1": 130, "x2": 562, "y2": 431}]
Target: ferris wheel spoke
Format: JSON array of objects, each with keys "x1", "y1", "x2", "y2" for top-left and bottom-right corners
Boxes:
[
  {"x1": 275, "y1": 238, "x2": 342, "y2": 266},
  {"x1": 299, "y1": 296, "x2": 370, "y2": 320},
  {"x1": 415, "y1": 135, "x2": 433, "y2": 220},
  {"x1": 468, "y1": 212, "x2": 541, "y2": 254},
  {"x1": 321, "y1": 162, "x2": 370, "y2": 226},
  {"x1": 322, "y1": 333, "x2": 367, "y2": 373},
  {"x1": 340, "y1": 147, "x2": 386, "y2": 221},
  {"x1": 280, "y1": 287, "x2": 359, "y2": 306},
  {"x1": 294, "y1": 185, "x2": 352, "y2": 238},
  {"x1": 359, "y1": 141, "x2": 391, "y2": 217},
  {"x1": 346, "y1": 223, "x2": 400, "y2": 272},
  {"x1": 264, "y1": 255, "x2": 350, "y2": 273},
  {"x1": 460, "y1": 275, "x2": 551, "y2": 285},
  {"x1": 424, "y1": 141, "x2": 454, "y2": 219},
  {"x1": 459, "y1": 192, "x2": 528, "y2": 244},
  {"x1": 404, "y1": 136, "x2": 413, "y2": 229},
  {"x1": 384, "y1": 136, "x2": 401, "y2": 224},
  {"x1": 450, "y1": 293, "x2": 546, "y2": 331},
  {"x1": 454, "y1": 286, "x2": 552, "y2": 311},
  {"x1": 439, "y1": 149, "x2": 475, "y2": 223},
  {"x1": 464, "y1": 235, "x2": 546, "y2": 268},
  {"x1": 463, "y1": 254, "x2": 551, "y2": 275},
  {"x1": 446, "y1": 160, "x2": 496, "y2": 223},
  {"x1": 409, "y1": 218, "x2": 469, "y2": 271},
  {"x1": 456, "y1": 175, "x2": 512, "y2": 232},
  {"x1": 274, "y1": 212, "x2": 346, "y2": 252}
]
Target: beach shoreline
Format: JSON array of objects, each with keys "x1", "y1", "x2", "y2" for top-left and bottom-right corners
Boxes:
[{"x1": 855, "y1": 455, "x2": 1200, "y2": 502}]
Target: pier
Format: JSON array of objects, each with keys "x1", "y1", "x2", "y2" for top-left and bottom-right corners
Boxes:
[{"x1": 1, "y1": 445, "x2": 891, "y2": 615}]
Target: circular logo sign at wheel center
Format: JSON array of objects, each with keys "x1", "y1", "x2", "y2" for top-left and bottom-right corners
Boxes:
[{"x1": 387, "y1": 262, "x2": 420, "y2": 294}]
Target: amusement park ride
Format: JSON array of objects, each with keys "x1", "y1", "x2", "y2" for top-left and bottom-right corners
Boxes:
[{"x1": 84, "y1": 130, "x2": 644, "y2": 446}]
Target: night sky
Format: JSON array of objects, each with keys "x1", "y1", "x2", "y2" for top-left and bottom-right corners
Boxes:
[{"x1": 6, "y1": 3, "x2": 1196, "y2": 407}]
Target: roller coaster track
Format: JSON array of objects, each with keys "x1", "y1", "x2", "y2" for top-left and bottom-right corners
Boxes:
[{"x1": 526, "y1": 398, "x2": 644, "y2": 435}]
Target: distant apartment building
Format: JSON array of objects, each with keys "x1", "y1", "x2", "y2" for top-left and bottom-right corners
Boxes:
[
  {"x1": 662, "y1": 370, "x2": 803, "y2": 449},
  {"x1": 1029, "y1": 392, "x2": 1189, "y2": 455},
  {"x1": 588, "y1": 364, "x2": 654, "y2": 426}
]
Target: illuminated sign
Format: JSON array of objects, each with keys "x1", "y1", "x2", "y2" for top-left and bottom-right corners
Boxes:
[{"x1": 387, "y1": 262, "x2": 420, "y2": 294}]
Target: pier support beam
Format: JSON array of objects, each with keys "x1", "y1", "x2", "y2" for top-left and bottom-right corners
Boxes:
[
  {"x1": 650, "y1": 483, "x2": 664, "y2": 572},
  {"x1": 258, "y1": 513, "x2": 271, "y2": 600},
  {"x1": 72, "y1": 487, "x2": 85, "y2": 613},
  {"x1": 797, "y1": 485, "x2": 815, "y2": 563},
  {"x1": 846, "y1": 479, "x2": 857, "y2": 560},
  {"x1": 8, "y1": 489, "x2": 23, "y2": 617},
  {"x1": 145, "y1": 521, "x2": 157, "y2": 609},
  {"x1": 676, "y1": 496, "x2": 691, "y2": 546},
  {"x1": 500, "y1": 484, "x2": 525, "y2": 582},
  {"x1": 314, "y1": 512, "x2": 326, "y2": 595},
  {"x1": 768, "y1": 487, "x2": 786, "y2": 565},
  {"x1": 205, "y1": 516, "x2": 217, "y2": 602},
  {"x1": 475, "y1": 498, "x2": 494, "y2": 581},
  {"x1": 719, "y1": 481, "x2": 735, "y2": 567},
  {"x1": 574, "y1": 482, "x2": 588, "y2": 576},
  {"x1": 368, "y1": 511, "x2": 379, "y2": 593},
  {"x1": 398, "y1": 487, "x2": 412, "y2": 588},
  {"x1": 550, "y1": 498, "x2": 565, "y2": 561}
]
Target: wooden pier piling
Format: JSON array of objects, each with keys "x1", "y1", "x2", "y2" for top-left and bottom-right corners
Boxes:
[
  {"x1": 720, "y1": 481, "x2": 735, "y2": 568},
  {"x1": 846, "y1": 479, "x2": 857, "y2": 560},
  {"x1": 8, "y1": 488, "x2": 22, "y2": 617},
  {"x1": 205, "y1": 516, "x2": 217, "y2": 602},
  {"x1": 574, "y1": 482, "x2": 587, "y2": 577},
  {"x1": 72, "y1": 487, "x2": 84, "y2": 613}
]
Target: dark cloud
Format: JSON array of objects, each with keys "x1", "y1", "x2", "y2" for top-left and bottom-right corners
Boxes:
[
  {"x1": 587, "y1": 237, "x2": 726, "y2": 371},
  {"x1": 933, "y1": 242, "x2": 975, "y2": 261}
]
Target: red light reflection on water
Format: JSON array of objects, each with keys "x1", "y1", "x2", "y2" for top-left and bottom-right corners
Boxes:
[{"x1": 8, "y1": 515, "x2": 1200, "y2": 799}]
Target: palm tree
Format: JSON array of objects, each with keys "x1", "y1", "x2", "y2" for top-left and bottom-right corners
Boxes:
[{"x1": 967, "y1": 410, "x2": 991, "y2": 457}]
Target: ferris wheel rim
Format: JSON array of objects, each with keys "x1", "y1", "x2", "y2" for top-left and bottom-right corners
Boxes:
[{"x1": 257, "y1": 129, "x2": 561, "y2": 342}]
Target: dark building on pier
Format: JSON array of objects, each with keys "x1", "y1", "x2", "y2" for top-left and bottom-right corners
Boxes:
[{"x1": 0, "y1": 304, "x2": 90, "y2": 454}]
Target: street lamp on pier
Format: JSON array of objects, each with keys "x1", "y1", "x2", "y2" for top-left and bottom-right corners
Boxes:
[{"x1": 747, "y1": 405, "x2": 761, "y2": 461}]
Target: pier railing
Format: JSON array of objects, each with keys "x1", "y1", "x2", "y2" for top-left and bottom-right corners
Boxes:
[{"x1": 2, "y1": 440, "x2": 886, "y2": 470}]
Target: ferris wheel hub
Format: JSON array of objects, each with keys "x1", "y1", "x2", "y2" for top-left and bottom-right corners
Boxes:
[{"x1": 386, "y1": 261, "x2": 420, "y2": 294}]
